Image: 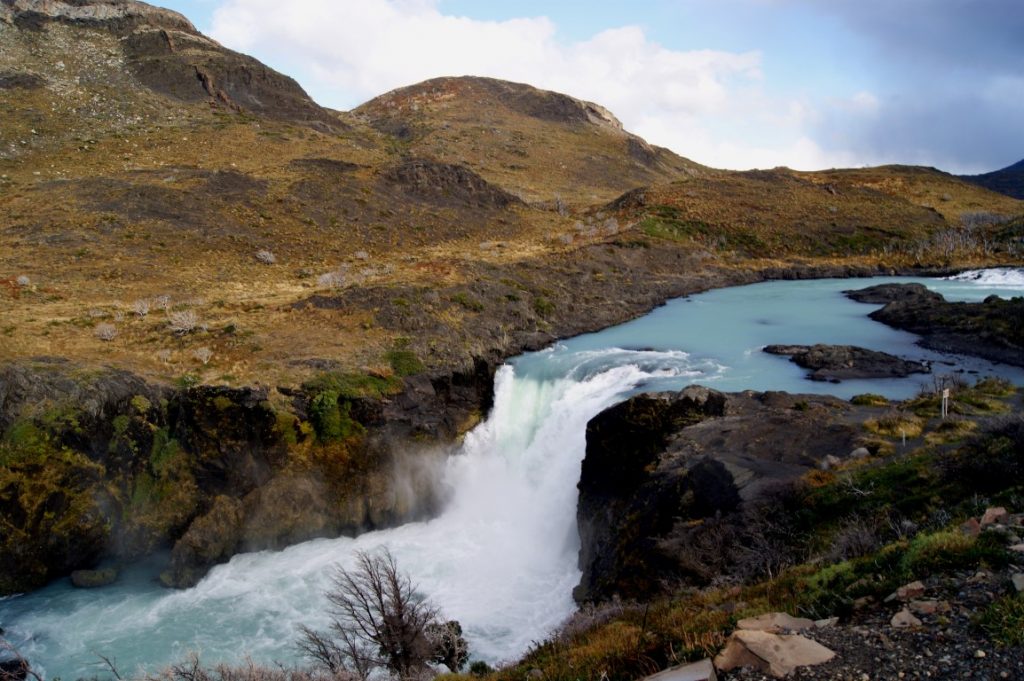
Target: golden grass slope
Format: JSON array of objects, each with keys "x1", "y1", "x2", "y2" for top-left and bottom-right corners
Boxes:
[{"x1": 0, "y1": 5, "x2": 1022, "y2": 389}]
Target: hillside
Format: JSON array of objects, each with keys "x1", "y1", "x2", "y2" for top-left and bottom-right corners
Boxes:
[
  {"x1": 354, "y1": 76, "x2": 704, "y2": 204},
  {"x1": 961, "y1": 158, "x2": 1024, "y2": 200},
  {"x1": 1, "y1": 1, "x2": 1022, "y2": 392}
]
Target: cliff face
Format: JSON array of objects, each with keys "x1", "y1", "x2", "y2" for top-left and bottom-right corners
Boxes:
[
  {"x1": 575, "y1": 386, "x2": 867, "y2": 602},
  {"x1": 0, "y1": 357, "x2": 494, "y2": 594}
]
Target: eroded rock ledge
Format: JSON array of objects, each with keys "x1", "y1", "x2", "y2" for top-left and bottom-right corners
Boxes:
[{"x1": 575, "y1": 386, "x2": 872, "y2": 603}]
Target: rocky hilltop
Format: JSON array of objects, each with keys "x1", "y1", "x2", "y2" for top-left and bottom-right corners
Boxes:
[{"x1": 0, "y1": 0, "x2": 1022, "y2": 600}]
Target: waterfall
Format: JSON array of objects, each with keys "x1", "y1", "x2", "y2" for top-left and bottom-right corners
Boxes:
[
  {"x1": 2, "y1": 350, "x2": 707, "y2": 678},
  {"x1": 4, "y1": 269, "x2": 1021, "y2": 679}
]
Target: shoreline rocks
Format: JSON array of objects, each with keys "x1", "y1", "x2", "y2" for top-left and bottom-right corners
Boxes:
[{"x1": 845, "y1": 283, "x2": 1024, "y2": 367}]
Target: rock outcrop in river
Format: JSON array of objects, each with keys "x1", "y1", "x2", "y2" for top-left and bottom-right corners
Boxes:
[
  {"x1": 846, "y1": 283, "x2": 1024, "y2": 367},
  {"x1": 763, "y1": 344, "x2": 930, "y2": 381}
]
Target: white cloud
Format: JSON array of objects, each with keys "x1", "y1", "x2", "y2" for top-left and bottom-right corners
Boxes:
[{"x1": 207, "y1": 0, "x2": 862, "y2": 170}]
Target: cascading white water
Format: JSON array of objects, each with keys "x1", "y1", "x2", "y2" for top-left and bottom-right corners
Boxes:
[
  {"x1": 3, "y1": 270, "x2": 1022, "y2": 679},
  {"x1": 2, "y1": 349, "x2": 712, "y2": 679}
]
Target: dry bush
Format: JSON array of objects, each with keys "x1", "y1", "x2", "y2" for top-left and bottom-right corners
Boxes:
[
  {"x1": 317, "y1": 269, "x2": 347, "y2": 290},
  {"x1": 255, "y1": 250, "x2": 276, "y2": 265},
  {"x1": 193, "y1": 347, "x2": 213, "y2": 365},
  {"x1": 298, "y1": 549, "x2": 466, "y2": 680},
  {"x1": 825, "y1": 515, "x2": 882, "y2": 563},
  {"x1": 140, "y1": 653, "x2": 346, "y2": 681},
  {"x1": 168, "y1": 310, "x2": 200, "y2": 335},
  {"x1": 94, "y1": 323, "x2": 117, "y2": 342},
  {"x1": 153, "y1": 295, "x2": 172, "y2": 311},
  {"x1": 15, "y1": 275, "x2": 29, "y2": 287},
  {"x1": 156, "y1": 349, "x2": 173, "y2": 363},
  {"x1": 133, "y1": 299, "x2": 150, "y2": 317}
]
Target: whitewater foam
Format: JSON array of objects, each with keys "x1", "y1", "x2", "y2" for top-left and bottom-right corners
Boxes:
[{"x1": 944, "y1": 267, "x2": 1024, "y2": 288}]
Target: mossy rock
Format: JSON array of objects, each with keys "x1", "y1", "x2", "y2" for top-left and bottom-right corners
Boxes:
[{"x1": 70, "y1": 567, "x2": 119, "y2": 588}]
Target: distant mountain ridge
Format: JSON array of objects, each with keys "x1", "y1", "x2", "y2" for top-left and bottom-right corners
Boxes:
[{"x1": 959, "y1": 158, "x2": 1024, "y2": 200}]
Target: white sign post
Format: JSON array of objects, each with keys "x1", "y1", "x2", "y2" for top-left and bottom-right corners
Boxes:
[{"x1": 941, "y1": 388, "x2": 950, "y2": 419}]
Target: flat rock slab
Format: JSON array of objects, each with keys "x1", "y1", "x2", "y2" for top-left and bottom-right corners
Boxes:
[
  {"x1": 643, "y1": 658, "x2": 716, "y2": 681},
  {"x1": 714, "y1": 630, "x2": 835, "y2": 678},
  {"x1": 737, "y1": 612, "x2": 815, "y2": 633},
  {"x1": 763, "y1": 344, "x2": 929, "y2": 382}
]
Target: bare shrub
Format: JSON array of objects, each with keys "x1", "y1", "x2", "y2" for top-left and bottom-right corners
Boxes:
[
  {"x1": 140, "y1": 652, "x2": 342, "y2": 681},
  {"x1": 15, "y1": 275, "x2": 29, "y2": 287},
  {"x1": 133, "y1": 299, "x2": 150, "y2": 317},
  {"x1": 156, "y1": 349, "x2": 172, "y2": 363},
  {"x1": 88, "y1": 308, "x2": 107, "y2": 318},
  {"x1": 317, "y1": 267, "x2": 348, "y2": 290},
  {"x1": 153, "y1": 295, "x2": 172, "y2": 311},
  {"x1": 94, "y1": 323, "x2": 117, "y2": 341},
  {"x1": 193, "y1": 347, "x2": 213, "y2": 365},
  {"x1": 168, "y1": 310, "x2": 199, "y2": 335},
  {"x1": 298, "y1": 549, "x2": 466, "y2": 679},
  {"x1": 114, "y1": 311, "x2": 125, "y2": 323},
  {"x1": 825, "y1": 516, "x2": 882, "y2": 562},
  {"x1": 353, "y1": 251, "x2": 370, "y2": 261},
  {"x1": 255, "y1": 250, "x2": 276, "y2": 265}
]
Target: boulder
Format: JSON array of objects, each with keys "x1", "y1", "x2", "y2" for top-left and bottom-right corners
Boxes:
[
  {"x1": 70, "y1": 567, "x2": 118, "y2": 588},
  {"x1": 909, "y1": 599, "x2": 949, "y2": 616},
  {"x1": 1011, "y1": 573, "x2": 1024, "y2": 593},
  {"x1": 713, "y1": 630, "x2": 835, "y2": 678},
  {"x1": 980, "y1": 506, "x2": 1009, "y2": 528},
  {"x1": 737, "y1": 612, "x2": 815, "y2": 633},
  {"x1": 844, "y1": 283, "x2": 942, "y2": 305},
  {"x1": 643, "y1": 658, "x2": 716, "y2": 681},
  {"x1": 890, "y1": 608, "x2": 922, "y2": 628},
  {"x1": 886, "y1": 580, "x2": 926, "y2": 602}
]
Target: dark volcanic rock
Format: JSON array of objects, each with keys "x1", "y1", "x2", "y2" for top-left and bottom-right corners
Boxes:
[
  {"x1": 575, "y1": 387, "x2": 861, "y2": 603},
  {"x1": 846, "y1": 283, "x2": 1024, "y2": 367},
  {"x1": 844, "y1": 282, "x2": 943, "y2": 305},
  {"x1": 763, "y1": 344, "x2": 930, "y2": 382}
]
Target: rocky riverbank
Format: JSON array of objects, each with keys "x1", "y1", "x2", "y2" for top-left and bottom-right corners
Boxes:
[
  {"x1": 0, "y1": 356, "x2": 494, "y2": 594},
  {"x1": 846, "y1": 283, "x2": 1024, "y2": 367}
]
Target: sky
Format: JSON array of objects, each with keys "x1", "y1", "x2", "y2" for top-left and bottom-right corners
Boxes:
[{"x1": 155, "y1": 0, "x2": 1024, "y2": 174}]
